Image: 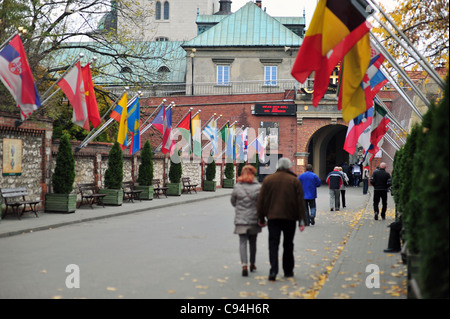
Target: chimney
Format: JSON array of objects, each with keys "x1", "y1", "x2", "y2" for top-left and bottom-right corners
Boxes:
[
  {"x1": 215, "y1": 0, "x2": 232, "y2": 15},
  {"x1": 255, "y1": 0, "x2": 262, "y2": 8}
]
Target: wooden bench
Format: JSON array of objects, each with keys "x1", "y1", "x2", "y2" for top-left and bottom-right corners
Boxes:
[
  {"x1": 152, "y1": 179, "x2": 168, "y2": 199},
  {"x1": 182, "y1": 177, "x2": 198, "y2": 194},
  {"x1": 77, "y1": 183, "x2": 107, "y2": 209},
  {"x1": 1, "y1": 188, "x2": 41, "y2": 220},
  {"x1": 122, "y1": 181, "x2": 143, "y2": 202}
]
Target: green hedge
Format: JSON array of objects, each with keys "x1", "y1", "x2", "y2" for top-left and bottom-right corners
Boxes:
[
  {"x1": 392, "y1": 75, "x2": 449, "y2": 298},
  {"x1": 104, "y1": 141, "x2": 123, "y2": 189},
  {"x1": 137, "y1": 141, "x2": 154, "y2": 186}
]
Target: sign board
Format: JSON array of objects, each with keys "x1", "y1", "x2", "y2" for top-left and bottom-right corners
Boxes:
[
  {"x1": 253, "y1": 103, "x2": 296, "y2": 116},
  {"x1": 2, "y1": 138, "x2": 22, "y2": 176}
]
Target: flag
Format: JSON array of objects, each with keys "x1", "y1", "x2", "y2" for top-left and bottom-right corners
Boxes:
[
  {"x1": 343, "y1": 106, "x2": 374, "y2": 155},
  {"x1": 337, "y1": 32, "x2": 371, "y2": 122},
  {"x1": 176, "y1": 111, "x2": 191, "y2": 153},
  {"x1": 81, "y1": 63, "x2": 101, "y2": 128},
  {"x1": 291, "y1": 0, "x2": 371, "y2": 107},
  {"x1": 127, "y1": 97, "x2": 140, "y2": 155},
  {"x1": 243, "y1": 128, "x2": 248, "y2": 161},
  {"x1": 359, "y1": 46, "x2": 388, "y2": 110},
  {"x1": 150, "y1": 105, "x2": 165, "y2": 134},
  {"x1": 110, "y1": 93, "x2": 126, "y2": 122},
  {"x1": 368, "y1": 101, "x2": 390, "y2": 156},
  {"x1": 219, "y1": 121, "x2": 229, "y2": 144},
  {"x1": 0, "y1": 34, "x2": 41, "y2": 121},
  {"x1": 226, "y1": 123, "x2": 235, "y2": 159},
  {"x1": 115, "y1": 93, "x2": 128, "y2": 146},
  {"x1": 236, "y1": 129, "x2": 244, "y2": 162},
  {"x1": 251, "y1": 132, "x2": 265, "y2": 163},
  {"x1": 203, "y1": 117, "x2": 218, "y2": 154},
  {"x1": 57, "y1": 61, "x2": 89, "y2": 131},
  {"x1": 161, "y1": 106, "x2": 173, "y2": 154},
  {"x1": 191, "y1": 113, "x2": 202, "y2": 158}
]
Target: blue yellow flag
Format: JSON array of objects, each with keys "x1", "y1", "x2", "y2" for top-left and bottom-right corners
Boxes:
[
  {"x1": 127, "y1": 97, "x2": 140, "y2": 155},
  {"x1": 116, "y1": 93, "x2": 128, "y2": 146}
]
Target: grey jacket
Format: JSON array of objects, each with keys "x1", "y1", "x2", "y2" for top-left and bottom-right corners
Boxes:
[{"x1": 230, "y1": 179, "x2": 261, "y2": 225}]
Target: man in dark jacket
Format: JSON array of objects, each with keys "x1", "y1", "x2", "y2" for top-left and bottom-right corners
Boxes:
[
  {"x1": 370, "y1": 162, "x2": 392, "y2": 220},
  {"x1": 326, "y1": 167, "x2": 343, "y2": 211},
  {"x1": 257, "y1": 158, "x2": 306, "y2": 281}
]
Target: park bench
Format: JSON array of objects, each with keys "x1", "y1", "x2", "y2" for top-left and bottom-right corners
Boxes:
[
  {"x1": 182, "y1": 177, "x2": 198, "y2": 194},
  {"x1": 1, "y1": 187, "x2": 41, "y2": 220},
  {"x1": 152, "y1": 179, "x2": 168, "y2": 199},
  {"x1": 122, "y1": 181, "x2": 143, "y2": 202},
  {"x1": 77, "y1": 183, "x2": 107, "y2": 209}
]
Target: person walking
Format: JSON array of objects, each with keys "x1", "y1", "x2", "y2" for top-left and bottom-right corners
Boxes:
[
  {"x1": 362, "y1": 165, "x2": 370, "y2": 195},
  {"x1": 231, "y1": 165, "x2": 262, "y2": 276},
  {"x1": 370, "y1": 162, "x2": 392, "y2": 220},
  {"x1": 352, "y1": 162, "x2": 362, "y2": 187},
  {"x1": 298, "y1": 164, "x2": 321, "y2": 225},
  {"x1": 337, "y1": 167, "x2": 349, "y2": 208},
  {"x1": 257, "y1": 158, "x2": 306, "y2": 281},
  {"x1": 326, "y1": 166, "x2": 343, "y2": 211}
]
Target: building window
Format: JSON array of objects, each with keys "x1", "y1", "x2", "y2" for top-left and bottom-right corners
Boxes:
[
  {"x1": 217, "y1": 65, "x2": 230, "y2": 86},
  {"x1": 155, "y1": 1, "x2": 161, "y2": 20},
  {"x1": 264, "y1": 66, "x2": 277, "y2": 86},
  {"x1": 156, "y1": 36, "x2": 169, "y2": 41},
  {"x1": 163, "y1": 1, "x2": 170, "y2": 20}
]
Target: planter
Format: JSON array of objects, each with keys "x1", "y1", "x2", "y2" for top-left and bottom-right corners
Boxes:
[
  {"x1": 222, "y1": 178, "x2": 235, "y2": 188},
  {"x1": 135, "y1": 185, "x2": 154, "y2": 200},
  {"x1": 203, "y1": 180, "x2": 216, "y2": 192},
  {"x1": 166, "y1": 182, "x2": 182, "y2": 196},
  {"x1": 45, "y1": 193, "x2": 77, "y2": 213},
  {"x1": 99, "y1": 189, "x2": 123, "y2": 206},
  {"x1": 407, "y1": 251, "x2": 422, "y2": 299}
]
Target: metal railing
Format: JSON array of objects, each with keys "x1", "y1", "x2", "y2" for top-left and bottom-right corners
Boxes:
[{"x1": 104, "y1": 79, "x2": 314, "y2": 98}]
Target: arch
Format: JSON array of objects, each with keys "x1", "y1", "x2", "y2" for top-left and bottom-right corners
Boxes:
[{"x1": 305, "y1": 124, "x2": 348, "y2": 180}]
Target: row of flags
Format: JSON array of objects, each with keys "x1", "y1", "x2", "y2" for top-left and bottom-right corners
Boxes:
[
  {"x1": 0, "y1": 34, "x2": 101, "y2": 130},
  {"x1": 290, "y1": 0, "x2": 391, "y2": 164}
]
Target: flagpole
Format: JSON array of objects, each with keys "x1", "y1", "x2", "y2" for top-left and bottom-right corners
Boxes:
[
  {"x1": 139, "y1": 99, "x2": 167, "y2": 134},
  {"x1": 370, "y1": 34, "x2": 430, "y2": 112},
  {"x1": 201, "y1": 114, "x2": 222, "y2": 151},
  {"x1": 0, "y1": 31, "x2": 19, "y2": 51},
  {"x1": 380, "y1": 147, "x2": 395, "y2": 162},
  {"x1": 374, "y1": 96, "x2": 407, "y2": 142},
  {"x1": 154, "y1": 103, "x2": 177, "y2": 152},
  {"x1": 366, "y1": 0, "x2": 445, "y2": 89},
  {"x1": 142, "y1": 102, "x2": 174, "y2": 137}
]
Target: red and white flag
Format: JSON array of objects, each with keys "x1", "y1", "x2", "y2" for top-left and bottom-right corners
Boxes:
[
  {"x1": 81, "y1": 63, "x2": 100, "y2": 128},
  {"x1": 57, "y1": 61, "x2": 89, "y2": 131}
]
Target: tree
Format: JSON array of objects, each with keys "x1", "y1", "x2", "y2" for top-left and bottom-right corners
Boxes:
[
  {"x1": 374, "y1": 0, "x2": 449, "y2": 71},
  {"x1": 224, "y1": 162, "x2": 234, "y2": 180},
  {"x1": 205, "y1": 157, "x2": 216, "y2": 182},
  {"x1": 168, "y1": 149, "x2": 182, "y2": 183},
  {"x1": 52, "y1": 134, "x2": 75, "y2": 194},
  {"x1": 104, "y1": 141, "x2": 123, "y2": 189},
  {"x1": 137, "y1": 140, "x2": 153, "y2": 186}
]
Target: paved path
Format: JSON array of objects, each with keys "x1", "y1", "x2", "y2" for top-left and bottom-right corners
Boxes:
[{"x1": 0, "y1": 186, "x2": 406, "y2": 299}]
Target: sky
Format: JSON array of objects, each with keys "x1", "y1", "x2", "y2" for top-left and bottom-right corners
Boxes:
[{"x1": 230, "y1": 0, "x2": 398, "y2": 27}]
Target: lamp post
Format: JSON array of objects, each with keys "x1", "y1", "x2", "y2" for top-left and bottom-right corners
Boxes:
[{"x1": 190, "y1": 48, "x2": 196, "y2": 95}]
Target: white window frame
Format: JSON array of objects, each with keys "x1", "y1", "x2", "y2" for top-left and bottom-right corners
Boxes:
[
  {"x1": 264, "y1": 66, "x2": 278, "y2": 86},
  {"x1": 217, "y1": 65, "x2": 230, "y2": 86}
]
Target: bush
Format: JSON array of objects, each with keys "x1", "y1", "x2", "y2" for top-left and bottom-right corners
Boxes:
[
  {"x1": 224, "y1": 162, "x2": 234, "y2": 179},
  {"x1": 205, "y1": 157, "x2": 216, "y2": 181},
  {"x1": 237, "y1": 162, "x2": 245, "y2": 176},
  {"x1": 418, "y1": 76, "x2": 449, "y2": 299},
  {"x1": 52, "y1": 134, "x2": 75, "y2": 194},
  {"x1": 137, "y1": 141, "x2": 153, "y2": 186},
  {"x1": 168, "y1": 149, "x2": 182, "y2": 183},
  {"x1": 104, "y1": 141, "x2": 123, "y2": 189}
]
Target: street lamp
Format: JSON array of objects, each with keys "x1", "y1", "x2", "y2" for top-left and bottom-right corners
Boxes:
[{"x1": 190, "y1": 48, "x2": 196, "y2": 95}]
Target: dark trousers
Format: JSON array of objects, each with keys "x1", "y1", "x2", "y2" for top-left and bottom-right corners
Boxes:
[
  {"x1": 268, "y1": 219, "x2": 296, "y2": 276},
  {"x1": 340, "y1": 190, "x2": 346, "y2": 208},
  {"x1": 373, "y1": 190, "x2": 388, "y2": 218}
]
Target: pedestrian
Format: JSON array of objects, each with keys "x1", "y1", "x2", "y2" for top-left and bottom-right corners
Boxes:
[
  {"x1": 230, "y1": 165, "x2": 262, "y2": 276},
  {"x1": 337, "y1": 166, "x2": 349, "y2": 208},
  {"x1": 257, "y1": 158, "x2": 306, "y2": 281},
  {"x1": 362, "y1": 165, "x2": 370, "y2": 195},
  {"x1": 352, "y1": 162, "x2": 362, "y2": 187},
  {"x1": 326, "y1": 166, "x2": 343, "y2": 211},
  {"x1": 298, "y1": 164, "x2": 321, "y2": 225},
  {"x1": 370, "y1": 162, "x2": 392, "y2": 220}
]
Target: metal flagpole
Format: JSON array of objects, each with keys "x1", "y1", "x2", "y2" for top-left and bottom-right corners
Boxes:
[
  {"x1": 384, "y1": 132, "x2": 401, "y2": 151},
  {"x1": 370, "y1": 35, "x2": 430, "y2": 112},
  {"x1": 219, "y1": 121, "x2": 237, "y2": 157},
  {"x1": 366, "y1": 0, "x2": 445, "y2": 89},
  {"x1": 374, "y1": 96, "x2": 407, "y2": 144},
  {"x1": 201, "y1": 114, "x2": 222, "y2": 151},
  {"x1": 380, "y1": 147, "x2": 395, "y2": 162},
  {"x1": 154, "y1": 103, "x2": 177, "y2": 152},
  {"x1": 0, "y1": 32, "x2": 19, "y2": 51},
  {"x1": 139, "y1": 99, "x2": 166, "y2": 133}
]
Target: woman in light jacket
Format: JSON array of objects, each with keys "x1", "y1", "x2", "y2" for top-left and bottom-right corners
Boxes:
[
  {"x1": 338, "y1": 166, "x2": 349, "y2": 208},
  {"x1": 230, "y1": 165, "x2": 262, "y2": 276}
]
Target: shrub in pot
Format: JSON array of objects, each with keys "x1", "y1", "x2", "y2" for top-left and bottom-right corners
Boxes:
[
  {"x1": 203, "y1": 156, "x2": 216, "y2": 191},
  {"x1": 136, "y1": 141, "x2": 154, "y2": 199},
  {"x1": 223, "y1": 161, "x2": 235, "y2": 188},
  {"x1": 167, "y1": 149, "x2": 182, "y2": 196},
  {"x1": 45, "y1": 134, "x2": 77, "y2": 213},
  {"x1": 100, "y1": 141, "x2": 124, "y2": 205}
]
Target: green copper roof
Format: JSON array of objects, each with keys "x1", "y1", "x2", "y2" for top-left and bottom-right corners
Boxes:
[{"x1": 184, "y1": 1, "x2": 302, "y2": 47}]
